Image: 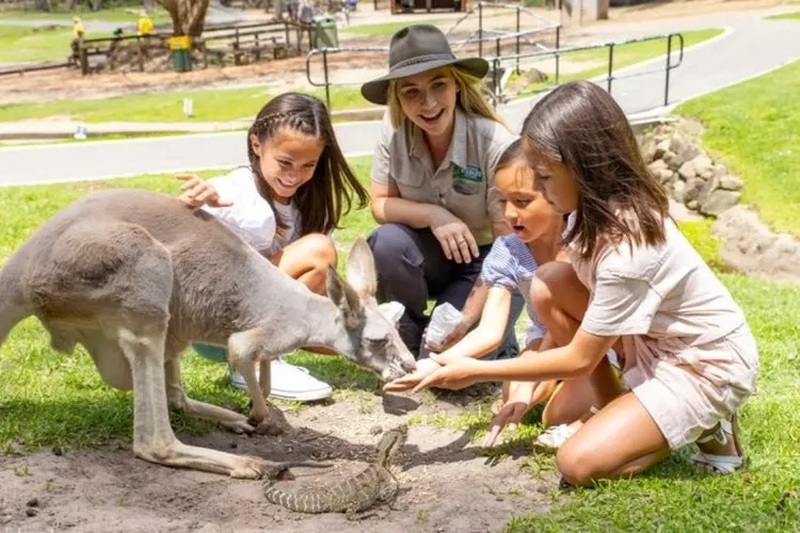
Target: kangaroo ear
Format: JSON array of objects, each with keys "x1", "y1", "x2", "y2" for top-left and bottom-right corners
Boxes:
[
  {"x1": 378, "y1": 301, "x2": 405, "y2": 325},
  {"x1": 326, "y1": 265, "x2": 365, "y2": 329},
  {"x1": 345, "y1": 237, "x2": 377, "y2": 299}
]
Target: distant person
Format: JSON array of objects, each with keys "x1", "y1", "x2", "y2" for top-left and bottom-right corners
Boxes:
[
  {"x1": 72, "y1": 16, "x2": 85, "y2": 39},
  {"x1": 137, "y1": 10, "x2": 154, "y2": 36},
  {"x1": 70, "y1": 16, "x2": 85, "y2": 66}
]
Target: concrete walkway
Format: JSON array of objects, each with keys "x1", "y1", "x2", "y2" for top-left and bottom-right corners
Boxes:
[{"x1": 1, "y1": 4, "x2": 799, "y2": 186}]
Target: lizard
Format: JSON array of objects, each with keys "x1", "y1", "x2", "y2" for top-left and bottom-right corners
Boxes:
[{"x1": 263, "y1": 424, "x2": 408, "y2": 518}]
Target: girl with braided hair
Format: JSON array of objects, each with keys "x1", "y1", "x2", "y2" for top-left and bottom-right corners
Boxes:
[{"x1": 175, "y1": 92, "x2": 368, "y2": 401}]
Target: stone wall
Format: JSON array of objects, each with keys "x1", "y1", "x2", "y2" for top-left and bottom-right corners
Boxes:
[{"x1": 638, "y1": 120, "x2": 745, "y2": 217}]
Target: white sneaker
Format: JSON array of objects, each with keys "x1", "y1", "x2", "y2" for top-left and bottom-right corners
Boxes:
[{"x1": 230, "y1": 358, "x2": 332, "y2": 402}]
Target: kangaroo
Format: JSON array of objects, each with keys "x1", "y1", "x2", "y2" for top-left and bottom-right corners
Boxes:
[{"x1": 0, "y1": 188, "x2": 417, "y2": 479}]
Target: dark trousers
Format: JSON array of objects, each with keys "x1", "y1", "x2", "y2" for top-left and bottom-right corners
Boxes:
[{"x1": 367, "y1": 223, "x2": 524, "y2": 359}]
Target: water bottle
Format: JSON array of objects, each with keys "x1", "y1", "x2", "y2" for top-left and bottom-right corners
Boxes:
[{"x1": 426, "y1": 303, "x2": 464, "y2": 347}]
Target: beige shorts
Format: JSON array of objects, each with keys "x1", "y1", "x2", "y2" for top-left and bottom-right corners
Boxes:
[{"x1": 623, "y1": 324, "x2": 759, "y2": 450}]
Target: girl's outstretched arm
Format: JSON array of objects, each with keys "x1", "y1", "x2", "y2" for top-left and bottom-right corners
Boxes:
[
  {"x1": 413, "y1": 329, "x2": 618, "y2": 392},
  {"x1": 433, "y1": 287, "x2": 512, "y2": 364}
]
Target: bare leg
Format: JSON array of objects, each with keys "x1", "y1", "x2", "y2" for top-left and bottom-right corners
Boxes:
[
  {"x1": 275, "y1": 233, "x2": 337, "y2": 295},
  {"x1": 532, "y1": 262, "x2": 623, "y2": 428},
  {"x1": 556, "y1": 391, "x2": 671, "y2": 486}
]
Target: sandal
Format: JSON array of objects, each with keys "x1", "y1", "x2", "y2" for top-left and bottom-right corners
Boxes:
[
  {"x1": 533, "y1": 406, "x2": 600, "y2": 450},
  {"x1": 692, "y1": 416, "x2": 744, "y2": 474}
]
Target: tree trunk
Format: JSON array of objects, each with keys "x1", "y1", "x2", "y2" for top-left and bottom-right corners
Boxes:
[
  {"x1": 158, "y1": 0, "x2": 209, "y2": 37},
  {"x1": 34, "y1": 0, "x2": 51, "y2": 12}
]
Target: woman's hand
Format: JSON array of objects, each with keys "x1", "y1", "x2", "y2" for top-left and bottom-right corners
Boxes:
[
  {"x1": 176, "y1": 174, "x2": 233, "y2": 208},
  {"x1": 428, "y1": 207, "x2": 479, "y2": 264},
  {"x1": 382, "y1": 358, "x2": 442, "y2": 393},
  {"x1": 411, "y1": 357, "x2": 486, "y2": 393}
]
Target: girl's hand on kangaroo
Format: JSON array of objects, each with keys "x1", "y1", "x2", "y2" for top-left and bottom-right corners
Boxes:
[
  {"x1": 429, "y1": 208, "x2": 479, "y2": 264},
  {"x1": 176, "y1": 174, "x2": 234, "y2": 208}
]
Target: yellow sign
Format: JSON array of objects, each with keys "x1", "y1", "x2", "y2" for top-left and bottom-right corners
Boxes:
[{"x1": 168, "y1": 36, "x2": 192, "y2": 50}]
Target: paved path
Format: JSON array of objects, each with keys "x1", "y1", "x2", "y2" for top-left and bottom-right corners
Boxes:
[{"x1": 1, "y1": 4, "x2": 799, "y2": 186}]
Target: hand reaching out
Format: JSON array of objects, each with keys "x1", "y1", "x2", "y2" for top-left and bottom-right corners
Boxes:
[
  {"x1": 482, "y1": 380, "x2": 557, "y2": 447},
  {"x1": 410, "y1": 357, "x2": 487, "y2": 393},
  {"x1": 176, "y1": 174, "x2": 233, "y2": 208},
  {"x1": 382, "y1": 358, "x2": 442, "y2": 393},
  {"x1": 428, "y1": 207, "x2": 479, "y2": 264}
]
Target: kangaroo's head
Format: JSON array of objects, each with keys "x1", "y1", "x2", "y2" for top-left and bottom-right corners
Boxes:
[{"x1": 325, "y1": 237, "x2": 417, "y2": 382}]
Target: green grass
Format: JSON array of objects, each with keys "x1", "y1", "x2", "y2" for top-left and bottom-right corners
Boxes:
[
  {"x1": 0, "y1": 6, "x2": 170, "y2": 24},
  {"x1": 509, "y1": 28, "x2": 723, "y2": 96},
  {"x1": 675, "y1": 58, "x2": 800, "y2": 238},
  {"x1": 341, "y1": 18, "x2": 441, "y2": 36},
  {"x1": 1, "y1": 153, "x2": 799, "y2": 529},
  {"x1": 766, "y1": 10, "x2": 800, "y2": 20},
  {"x1": 0, "y1": 24, "x2": 116, "y2": 63},
  {"x1": 0, "y1": 85, "x2": 372, "y2": 123}
]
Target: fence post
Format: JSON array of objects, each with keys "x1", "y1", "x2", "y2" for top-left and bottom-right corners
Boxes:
[
  {"x1": 664, "y1": 33, "x2": 674, "y2": 106},
  {"x1": 478, "y1": 1, "x2": 483, "y2": 58},
  {"x1": 606, "y1": 42, "x2": 614, "y2": 94},
  {"x1": 554, "y1": 26, "x2": 560, "y2": 84},
  {"x1": 493, "y1": 56, "x2": 502, "y2": 106},
  {"x1": 137, "y1": 36, "x2": 144, "y2": 72},
  {"x1": 79, "y1": 39, "x2": 89, "y2": 76},
  {"x1": 323, "y1": 48, "x2": 331, "y2": 110},
  {"x1": 515, "y1": 5, "x2": 520, "y2": 75}
]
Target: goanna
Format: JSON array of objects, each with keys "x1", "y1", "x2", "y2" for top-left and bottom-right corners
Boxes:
[{"x1": 263, "y1": 424, "x2": 407, "y2": 518}]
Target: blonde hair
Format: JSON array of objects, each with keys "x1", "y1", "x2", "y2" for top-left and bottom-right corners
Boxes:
[{"x1": 386, "y1": 66, "x2": 505, "y2": 129}]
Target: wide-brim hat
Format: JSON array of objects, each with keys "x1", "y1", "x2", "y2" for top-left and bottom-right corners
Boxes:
[{"x1": 361, "y1": 24, "x2": 489, "y2": 106}]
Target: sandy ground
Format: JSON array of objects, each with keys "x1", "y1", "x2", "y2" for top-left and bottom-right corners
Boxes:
[{"x1": 0, "y1": 388, "x2": 556, "y2": 533}]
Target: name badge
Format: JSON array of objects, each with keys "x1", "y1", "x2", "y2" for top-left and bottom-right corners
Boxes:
[{"x1": 452, "y1": 164, "x2": 483, "y2": 195}]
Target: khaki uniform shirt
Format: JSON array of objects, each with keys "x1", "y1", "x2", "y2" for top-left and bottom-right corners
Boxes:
[{"x1": 371, "y1": 108, "x2": 516, "y2": 246}]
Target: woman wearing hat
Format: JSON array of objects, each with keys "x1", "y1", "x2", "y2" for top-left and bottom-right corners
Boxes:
[{"x1": 361, "y1": 24, "x2": 523, "y2": 371}]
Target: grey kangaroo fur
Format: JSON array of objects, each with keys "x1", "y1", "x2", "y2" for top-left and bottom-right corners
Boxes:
[{"x1": 0, "y1": 188, "x2": 416, "y2": 479}]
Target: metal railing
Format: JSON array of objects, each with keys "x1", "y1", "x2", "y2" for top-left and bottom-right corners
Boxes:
[
  {"x1": 485, "y1": 32, "x2": 685, "y2": 107},
  {"x1": 305, "y1": 31, "x2": 685, "y2": 111}
]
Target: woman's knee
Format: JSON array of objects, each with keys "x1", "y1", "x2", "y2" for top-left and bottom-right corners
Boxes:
[{"x1": 366, "y1": 223, "x2": 417, "y2": 268}]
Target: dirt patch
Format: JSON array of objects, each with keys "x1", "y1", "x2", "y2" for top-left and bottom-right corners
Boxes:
[{"x1": 0, "y1": 390, "x2": 556, "y2": 533}]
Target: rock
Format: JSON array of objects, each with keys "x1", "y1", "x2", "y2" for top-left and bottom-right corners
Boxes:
[
  {"x1": 696, "y1": 175, "x2": 721, "y2": 207},
  {"x1": 691, "y1": 154, "x2": 714, "y2": 178},
  {"x1": 678, "y1": 160, "x2": 697, "y2": 181},
  {"x1": 714, "y1": 164, "x2": 728, "y2": 179},
  {"x1": 683, "y1": 176, "x2": 705, "y2": 204},
  {"x1": 720, "y1": 175, "x2": 745, "y2": 191},
  {"x1": 700, "y1": 190, "x2": 742, "y2": 216},
  {"x1": 654, "y1": 139, "x2": 670, "y2": 160},
  {"x1": 647, "y1": 160, "x2": 673, "y2": 183},
  {"x1": 662, "y1": 150, "x2": 678, "y2": 169},
  {"x1": 687, "y1": 200, "x2": 699, "y2": 210},
  {"x1": 672, "y1": 179, "x2": 687, "y2": 203}
]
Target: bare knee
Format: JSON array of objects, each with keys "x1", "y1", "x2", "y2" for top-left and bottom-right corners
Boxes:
[
  {"x1": 299, "y1": 233, "x2": 337, "y2": 268},
  {"x1": 556, "y1": 440, "x2": 601, "y2": 487}
]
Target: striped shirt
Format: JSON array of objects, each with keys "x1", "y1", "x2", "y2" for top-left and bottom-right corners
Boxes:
[{"x1": 480, "y1": 235, "x2": 546, "y2": 346}]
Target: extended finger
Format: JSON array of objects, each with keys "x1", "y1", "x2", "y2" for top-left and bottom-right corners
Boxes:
[
  {"x1": 439, "y1": 237, "x2": 453, "y2": 261},
  {"x1": 466, "y1": 233, "x2": 480, "y2": 259},
  {"x1": 457, "y1": 238, "x2": 472, "y2": 264},
  {"x1": 194, "y1": 188, "x2": 220, "y2": 205},
  {"x1": 175, "y1": 173, "x2": 197, "y2": 182},
  {"x1": 411, "y1": 372, "x2": 442, "y2": 393},
  {"x1": 179, "y1": 177, "x2": 202, "y2": 191},
  {"x1": 448, "y1": 236, "x2": 464, "y2": 264}
]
